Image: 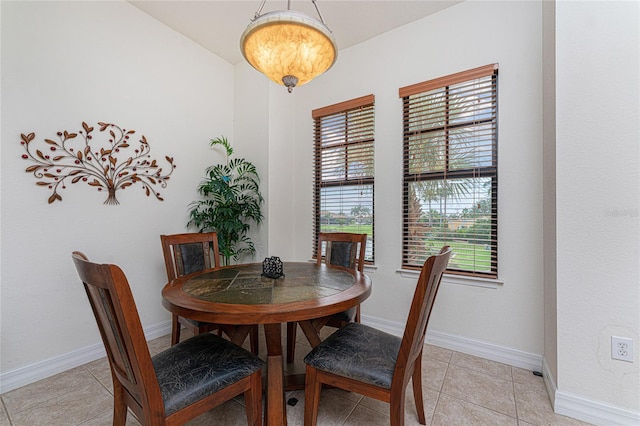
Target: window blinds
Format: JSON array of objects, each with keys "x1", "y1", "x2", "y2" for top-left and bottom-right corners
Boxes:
[
  {"x1": 313, "y1": 95, "x2": 375, "y2": 261},
  {"x1": 400, "y1": 65, "x2": 498, "y2": 277}
]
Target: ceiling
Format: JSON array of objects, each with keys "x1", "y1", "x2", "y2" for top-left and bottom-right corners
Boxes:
[{"x1": 128, "y1": 1, "x2": 462, "y2": 65}]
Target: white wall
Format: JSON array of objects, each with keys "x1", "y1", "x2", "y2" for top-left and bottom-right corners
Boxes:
[
  {"x1": 1, "y1": 0, "x2": 235, "y2": 377},
  {"x1": 555, "y1": 0, "x2": 639, "y2": 414},
  {"x1": 232, "y1": 61, "x2": 271, "y2": 261},
  {"x1": 232, "y1": 61, "x2": 297, "y2": 261},
  {"x1": 278, "y1": 1, "x2": 545, "y2": 355}
]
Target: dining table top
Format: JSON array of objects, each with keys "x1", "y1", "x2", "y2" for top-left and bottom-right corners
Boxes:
[{"x1": 161, "y1": 261, "x2": 371, "y2": 325}]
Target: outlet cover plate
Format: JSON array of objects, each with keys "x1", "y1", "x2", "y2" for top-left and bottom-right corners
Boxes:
[{"x1": 611, "y1": 336, "x2": 634, "y2": 362}]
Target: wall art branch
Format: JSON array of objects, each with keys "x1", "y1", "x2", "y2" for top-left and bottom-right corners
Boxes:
[{"x1": 20, "y1": 121, "x2": 176, "y2": 205}]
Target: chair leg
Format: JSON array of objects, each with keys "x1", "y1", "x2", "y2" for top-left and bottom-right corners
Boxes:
[
  {"x1": 355, "y1": 304, "x2": 361, "y2": 323},
  {"x1": 250, "y1": 325, "x2": 260, "y2": 355},
  {"x1": 112, "y1": 380, "x2": 128, "y2": 426},
  {"x1": 243, "y1": 370, "x2": 263, "y2": 426},
  {"x1": 389, "y1": 387, "x2": 407, "y2": 426},
  {"x1": 170, "y1": 314, "x2": 181, "y2": 346},
  {"x1": 303, "y1": 365, "x2": 321, "y2": 426},
  {"x1": 412, "y1": 354, "x2": 426, "y2": 424},
  {"x1": 286, "y1": 322, "x2": 297, "y2": 363}
]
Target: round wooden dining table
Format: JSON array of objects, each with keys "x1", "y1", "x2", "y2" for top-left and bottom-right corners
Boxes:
[{"x1": 161, "y1": 261, "x2": 371, "y2": 426}]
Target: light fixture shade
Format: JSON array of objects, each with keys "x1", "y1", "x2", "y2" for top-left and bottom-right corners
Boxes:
[{"x1": 240, "y1": 10, "x2": 337, "y2": 91}]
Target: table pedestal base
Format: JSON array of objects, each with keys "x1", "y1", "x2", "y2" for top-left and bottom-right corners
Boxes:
[{"x1": 264, "y1": 323, "x2": 286, "y2": 426}]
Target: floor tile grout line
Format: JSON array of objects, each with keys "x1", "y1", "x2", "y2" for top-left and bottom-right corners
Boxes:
[
  {"x1": 430, "y1": 388, "x2": 443, "y2": 426},
  {"x1": 445, "y1": 361, "x2": 516, "y2": 384},
  {"x1": 85, "y1": 365, "x2": 114, "y2": 397},
  {"x1": 340, "y1": 400, "x2": 360, "y2": 426},
  {"x1": 77, "y1": 407, "x2": 112, "y2": 426},
  {"x1": 75, "y1": 367, "x2": 116, "y2": 426},
  {"x1": 438, "y1": 389, "x2": 520, "y2": 423},
  {"x1": 347, "y1": 394, "x2": 398, "y2": 426},
  {"x1": 511, "y1": 372, "x2": 521, "y2": 422},
  {"x1": 1, "y1": 396, "x2": 14, "y2": 426}
]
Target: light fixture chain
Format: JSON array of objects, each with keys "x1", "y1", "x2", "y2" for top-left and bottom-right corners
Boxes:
[
  {"x1": 252, "y1": 0, "x2": 329, "y2": 25},
  {"x1": 312, "y1": 0, "x2": 328, "y2": 26},
  {"x1": 252, "y1": 0, "x2": 268, "y2": 21}
]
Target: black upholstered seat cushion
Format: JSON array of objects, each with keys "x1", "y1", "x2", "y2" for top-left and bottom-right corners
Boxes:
[
  {"x1": 304, "y1": 322, "x2": 401, "y2": 389},
  {"x1": 152, "y1": 333, "x2": 263, "y2": 416}
]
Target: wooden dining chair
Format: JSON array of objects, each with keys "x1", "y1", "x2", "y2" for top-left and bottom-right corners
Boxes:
[
  {"x1": 303, "y1": 246, "x2": 452, "y2": 426},
  {"x1": 286, "y1": 232, "x2": 367, "y2": 363},
  {"x1": 160, "y1": 232, "x2": 259, "y2": 354},
  {"x1": 72, "y1": 251, "x2": 263, "y2": 426}
]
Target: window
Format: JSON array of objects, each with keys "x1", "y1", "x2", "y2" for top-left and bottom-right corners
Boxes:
[
  {"x1": 313, "y1": 95, "x2": 375, "y2": 262},
  {"x1": 400, "y1": 65, "x2": 498, "y2": 277}
]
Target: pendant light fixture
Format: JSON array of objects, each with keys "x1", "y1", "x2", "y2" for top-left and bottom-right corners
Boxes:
[{"x1": 240, "y1": 0, "x2": 337, "y2": 93}]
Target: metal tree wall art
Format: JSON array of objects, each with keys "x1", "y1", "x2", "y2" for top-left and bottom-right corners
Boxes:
[{"x1": 20, "y1": 121, "x2": 176, "y2": 205}]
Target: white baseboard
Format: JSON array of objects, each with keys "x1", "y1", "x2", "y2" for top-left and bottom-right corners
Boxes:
[
  {"x1": 555, "y1": 389, "x2": 640, "y2": 426},
  {"x1": 0, "y1": 341, "x2": 107, "y2": 395},
  {"x1": 542, "y1": 356, "x2": 558, "y2": 409},
  {"x1": 0, "y1": 321, "x2": 171, "y2": 394},
  {"x1": 543, "y1": 358, "x2": 640, "y2": 426},
  {"x1": 362, "y1": 314, "x2": 543, "y2": 371}
]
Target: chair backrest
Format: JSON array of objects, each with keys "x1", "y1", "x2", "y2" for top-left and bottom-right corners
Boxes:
[
  {"x1": 316, "y1": 232, "x2": 367, "y2": 273},
  {"x1": 72, "y1": 251, "x2": 163, "y2": 419},
  {"x1": 393, "y1": 246, "x2": 451, "y2": 388},
  {"x1": 160, "y1": 232, "x2": 221, "y2": 282}
]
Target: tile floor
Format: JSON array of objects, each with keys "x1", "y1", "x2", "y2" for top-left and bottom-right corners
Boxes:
[{"x1": 0, "y1": 327, "x2": 592, "y2": 426}]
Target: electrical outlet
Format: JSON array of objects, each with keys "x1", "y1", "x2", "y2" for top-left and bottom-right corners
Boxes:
[{"x1": 611, "y1": 336, "x2": 634, "y2": 362}]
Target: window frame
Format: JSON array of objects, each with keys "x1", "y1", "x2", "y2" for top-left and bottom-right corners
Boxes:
[
  {"x1": 399, "y1": 64, "x2": 498, "y2": 278},
  {"x1": 312, "y1": 94, "x2": 375, "y2": 263}
]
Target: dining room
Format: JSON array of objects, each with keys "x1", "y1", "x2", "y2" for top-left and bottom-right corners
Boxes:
[{"x1": 1, "y1": 1, "x2": 638, "y2": 425}]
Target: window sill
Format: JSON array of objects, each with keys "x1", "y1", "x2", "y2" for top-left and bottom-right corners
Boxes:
[{"x1": 395, "y1": 269, "x2": 503, "y2": 289}]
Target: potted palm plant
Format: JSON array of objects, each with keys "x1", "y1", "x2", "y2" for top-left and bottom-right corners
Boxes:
[{"x1": 187, "y1": 136, "x2": 263, "y2": 265}]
